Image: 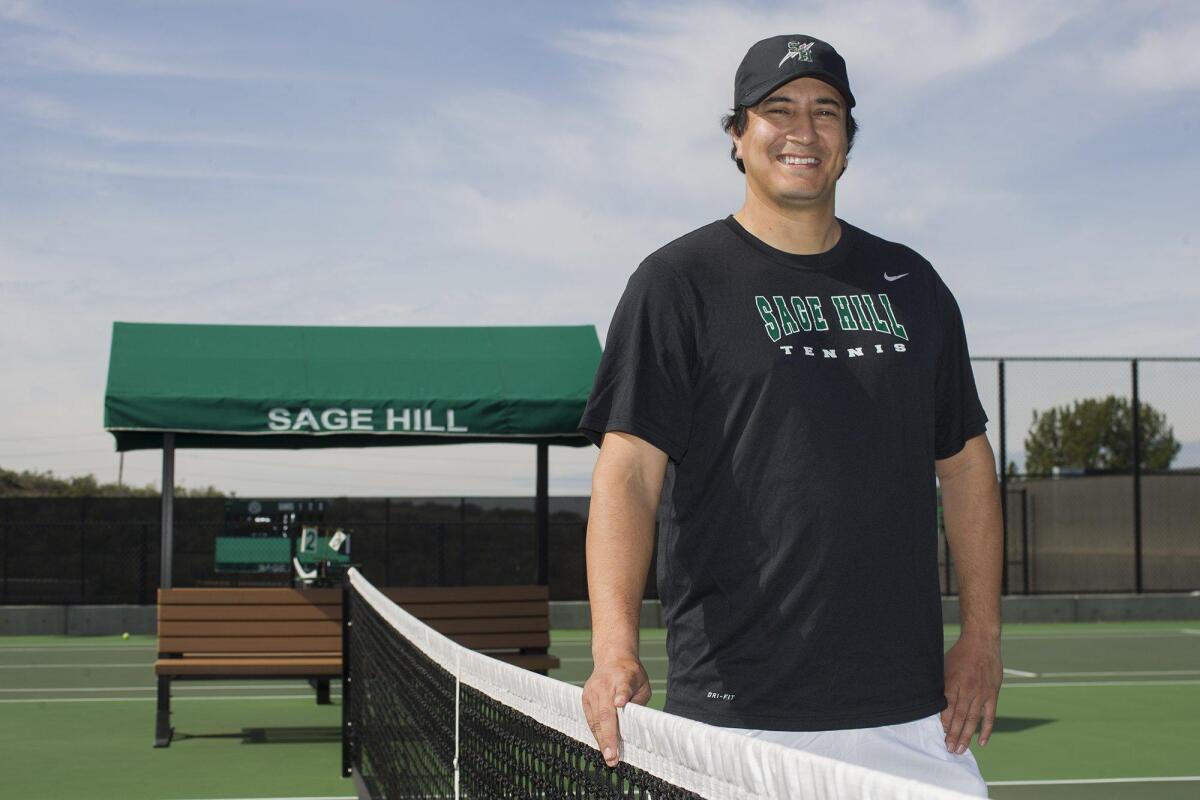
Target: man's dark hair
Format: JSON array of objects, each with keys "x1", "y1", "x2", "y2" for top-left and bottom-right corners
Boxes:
[{"x1": 720, "y1": 104, "x2": 859, "y2": 175}]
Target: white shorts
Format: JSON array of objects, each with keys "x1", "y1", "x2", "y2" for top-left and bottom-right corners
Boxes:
[{"x1": 726, "y1": 713, "x2": 988, "y2": 797}]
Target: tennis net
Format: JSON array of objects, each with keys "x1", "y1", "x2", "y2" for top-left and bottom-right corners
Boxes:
[{"x1": 342, "y1": 569, "x2": 975, "y2": 799}]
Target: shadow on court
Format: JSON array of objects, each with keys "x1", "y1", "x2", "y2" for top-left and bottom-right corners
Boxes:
[
  {"x1": 174, "y1": 725, "x2": 343, "y2": 745},
  {"x1": 990, "y1": 717, "x2": 1055, "y2": 734}
]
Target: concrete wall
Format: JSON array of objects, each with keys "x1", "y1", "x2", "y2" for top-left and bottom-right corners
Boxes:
[
  {"x1": 0, "y1": 605, "x2": 156, "y2": 636},
  {"x1": 940, "y1": 592, "x2": 1200, "y2": 624},
  {"x1": 550, "y1": 600, "x2": 663, "y2": 630},
  {"x1": 1006, "y1": 474, "x2": 1200, "y2": 593},
  {"x1": 7, "y1": 594, "x2": 1196, "y2": 635},
  {"x1": 558, "y1": 594, "x2": 1200, "y2": 629},
  {"x1": 0, "y1": 606, "x2": 67, "y2": 635}
]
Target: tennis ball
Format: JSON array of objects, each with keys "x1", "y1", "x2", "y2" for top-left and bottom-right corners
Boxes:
[{"x1": 122, "y1": 632, "x2": 130, "y2": 640}]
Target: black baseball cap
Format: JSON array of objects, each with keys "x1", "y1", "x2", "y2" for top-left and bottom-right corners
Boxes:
[{"x1": 734, "y1": 35, "x2": 855, "y2": 109}]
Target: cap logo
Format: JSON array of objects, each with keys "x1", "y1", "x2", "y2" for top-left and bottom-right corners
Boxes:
[{"x1": 779, "y1": 41, "x2": 815, "y2": 68}]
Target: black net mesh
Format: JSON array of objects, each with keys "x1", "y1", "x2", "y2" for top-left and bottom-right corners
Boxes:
[
  {"x1": 350, "y1": 588, "x2": 456, "y2": 796},
  {"x1": 347, "y1": 588, "x2": 700, "y2": 799}
]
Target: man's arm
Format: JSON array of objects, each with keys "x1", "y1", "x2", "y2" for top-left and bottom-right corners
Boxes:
[
  {"x1": 581, "y1": 431, "x2": 668, "y2": 768},
  {"x1": 936, "y1": 432, "x2": 1004, "y2": 754}
]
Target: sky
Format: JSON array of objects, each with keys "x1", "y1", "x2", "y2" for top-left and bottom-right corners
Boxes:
[{"x1": 1, "y1": 0, "x2": 1198, "y2": 498}]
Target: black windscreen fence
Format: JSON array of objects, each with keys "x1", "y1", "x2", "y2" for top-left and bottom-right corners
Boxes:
[
  {"x1": 0, "y1": 497, "x2": 605, "y2": 605},
  {"x1": 2, "y1": 358, "x2": 1197, "y2": 605}
]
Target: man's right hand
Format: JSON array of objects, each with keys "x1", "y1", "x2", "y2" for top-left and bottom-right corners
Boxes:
[{"x1": 581, "y1": 657, "x2": 652, "y2": 767}]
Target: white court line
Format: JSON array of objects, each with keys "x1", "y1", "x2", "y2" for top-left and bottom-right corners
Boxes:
[
  {"x1": 998, "y1": 632, "x2": 1197, "y2": 640},
  {"x1": 565, "y1": 678, "x2": 1200, "y2": 690},
  {"x1": 0, "y1": 684, "x2": 325, "y2": 693},
  {"x1": 0, "y1": 645, "x2": 156, "y2": 652},
  {"x1": 173, "y1": 797, "x2": 354, "y2": 800},
  {"x1": 0, "y1": 663, "x2": 150, "y2": 669},
  {"x1": 0, "y1": 693, "x2": 341, "y2": 704},
  {"x1": 570, "y1": 631, "x2": 1200, "y2": 642},
  {"x1": 1038, "y1": 669, "x2": 1200, "y2": 678},
  {"x1": 567, "y1": 680, "x2": 667, "y2": 687},
  {"x1": 561, "y1": 663, "x2": 1200, "y2": 677},
  {"x1": 1003, "y1": 668, "x2": 1038, "y2": 677},
  {"x1": 989, "y1": 776, "x2": 1200, "y2": 786},
  {"x1": 559, "y1": 662, "x2": 672, "y2": 666},
  {"x1": 1002, "y1": 679, "x2": 1200, "y2": 689},
  {"x1": 172, "y1": 796, "x2": 354, "y2": 800}
]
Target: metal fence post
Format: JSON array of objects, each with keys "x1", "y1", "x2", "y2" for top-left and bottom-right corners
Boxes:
[
  {"x1": 160, "y1": 433, "x2": 175, "y2": 589},
  {"x1": 1, "y1": 517, "x2": 7, "y2": 605},
  {"x1": 581, "y1": 521, "x2": 589, "y2": 602},
  {"x1": 384, "y1": 498, "x2": 392, "y2": 585},
  {"x1": 79, "y1": 498, "x2": 88, "y2": 604},
  {"x1": 998, "y1": 360, "x2": 1009, "y2": 594},
  {"x1": 1132, "y1": 359, "x2": 1143, "y2": 593},
  {"x1": 1020, "y1": 487, "x2": 1031, "y2": 594},
  {"x1": 139, "y1": 523, "x2": 150, "y2": 606},
  {"x1": 437, "y1": 522, "x2": 447, "y2": 586}
]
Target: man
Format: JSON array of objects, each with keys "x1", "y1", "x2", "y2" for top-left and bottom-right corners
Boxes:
[{"x1": 578, "y1": 35, "x2": 1002, "y2": 796}]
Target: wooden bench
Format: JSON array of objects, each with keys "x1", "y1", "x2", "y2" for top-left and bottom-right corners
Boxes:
[{"x1": 154, "y1": 585, "x2": 560, "y2": 747}]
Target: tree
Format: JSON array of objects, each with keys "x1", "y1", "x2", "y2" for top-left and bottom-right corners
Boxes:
[
  {"x1": 1023, "y1": 395, "x2": 1180, "y2": 475},
  {"x1": 0, "y1": 466, "x2": 226, "y2": 498}
]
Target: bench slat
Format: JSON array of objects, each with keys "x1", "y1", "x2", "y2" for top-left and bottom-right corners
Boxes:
[
  {"x1": 158, "y1": 617, "x2": 547, "y2": 639},
  {"x1": 154, "y1": 654, "x2": 559, "y2": 676},
  {"x1": 159, "y1": 588, "x2": 341, "y2": 605},
  {"x1": 155, "y1": 657, "x2": 341, "y2": 677},
  {"x1": 160, "y1": 621, "x2": 341, "y2": 637},
  {"x1": 495, "y1": 653, "x2": 561, "y2": 671},
  {"x1": 455, "y1": 632, "x2": 549, "y2": 650},
  {"x1": 159, "y1": 586, "x2": 548, "y2": 606},
  {"x1": 159, "y1": 631, "x2": 549, "y2": 655},
  {"x1": 159, "y1": 604, "x2": 341, "y2": 622},
  {"x1": 406, "y1": 601, "x2": 548, "y2": 620},
  {"x1": 430, "y1": 617, "x2": 548, "y2": 635},
  {"x1": 160, "y1": 636, "x2": 342, "y2": 653},
  {"x1": 383, "y1": 586, "x2": 548, "y2": 603}
]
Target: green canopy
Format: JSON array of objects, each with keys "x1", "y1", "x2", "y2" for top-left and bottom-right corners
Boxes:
[{"x1": 104, "y1": 322, "x2": 601, "y2": 452}]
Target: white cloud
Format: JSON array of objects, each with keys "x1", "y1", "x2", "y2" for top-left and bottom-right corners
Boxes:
[
  {"x1": 2, "y1": 0, "x2": 1198, "y2": 495},
  {"x1": 0, "y1": 1, "x2": 315, "y2": 81},
  {"x1": 0, "y1": 84, "x2": 72, "y2": 122},
  {"x1": 1093, "y1": 18, "x2": 1200, "y2": 93},
  {"x1": 0, "y1": 0, "x2": 53, "y2": 28},
  {"x1": 0, "y1": 87, "x2": 326, "y2": 148},
  {"x1": 30, "y1": 153, "x2": 373, "y2": 184}
]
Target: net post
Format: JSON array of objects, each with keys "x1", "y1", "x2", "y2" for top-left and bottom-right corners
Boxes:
[
  {"x1": 341, "y1": 570, "x2": 353, "y2": 779},
  {"x1": 78, "y1": 497, "x2": 87, "y2": 603},
  {"x1": 454, "y1": 649, "x2": 461, "y2": 800},
  {"x1": 1131, "y1": 358, "x2": 1143, "y2": 593},
  {"x1": 1021, "y1": 487, "x2": 1031, "y2": 594},
  {"x1": 1, "y1": 511, "x2": 7, "y2": 605},
  {"x1": 997, "y1": 359, "x2": 1008, "y2": 595}
]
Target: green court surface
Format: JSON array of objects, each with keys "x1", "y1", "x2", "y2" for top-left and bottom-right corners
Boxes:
[{"x1": 2, "y1": 621, "x2": 1198, "y2": 799}]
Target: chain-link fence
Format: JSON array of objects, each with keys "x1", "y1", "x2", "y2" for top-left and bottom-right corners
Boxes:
[
  {"x1": 0, "y1": 497, "x2": 613, "y2": 604},
  {"x1": 2, "y1": 357, "x2": 1197, "y2": 604},
  {"x1": 943, "y1": 356, "x2": 1200, "y2": 595}
]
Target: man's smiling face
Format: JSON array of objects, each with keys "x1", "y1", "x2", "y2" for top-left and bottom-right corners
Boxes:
[{"x1": 732, "y1": 77, "x2": 849, "y2": 211}]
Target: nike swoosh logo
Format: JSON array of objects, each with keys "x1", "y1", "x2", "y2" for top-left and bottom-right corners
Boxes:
[{"x1": 883, "y1": 272, "x2": 909, "y2": 282}]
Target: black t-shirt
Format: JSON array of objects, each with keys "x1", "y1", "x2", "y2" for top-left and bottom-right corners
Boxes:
[{"x1": 579, "y1": 216, "x2": 988, "y2": 731}]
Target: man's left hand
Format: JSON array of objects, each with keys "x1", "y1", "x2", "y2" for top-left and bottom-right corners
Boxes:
[{"x1": 941, "y1": 634, "x2": 1003, "y2": 754}]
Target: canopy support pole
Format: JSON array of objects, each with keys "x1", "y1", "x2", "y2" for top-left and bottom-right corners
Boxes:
[
  {"x1": 160, "y1": 433, "x2": 175, "y2": 590},
  {"x1": 536, "y1": 444, "x2": 548, "y2": 586}
]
